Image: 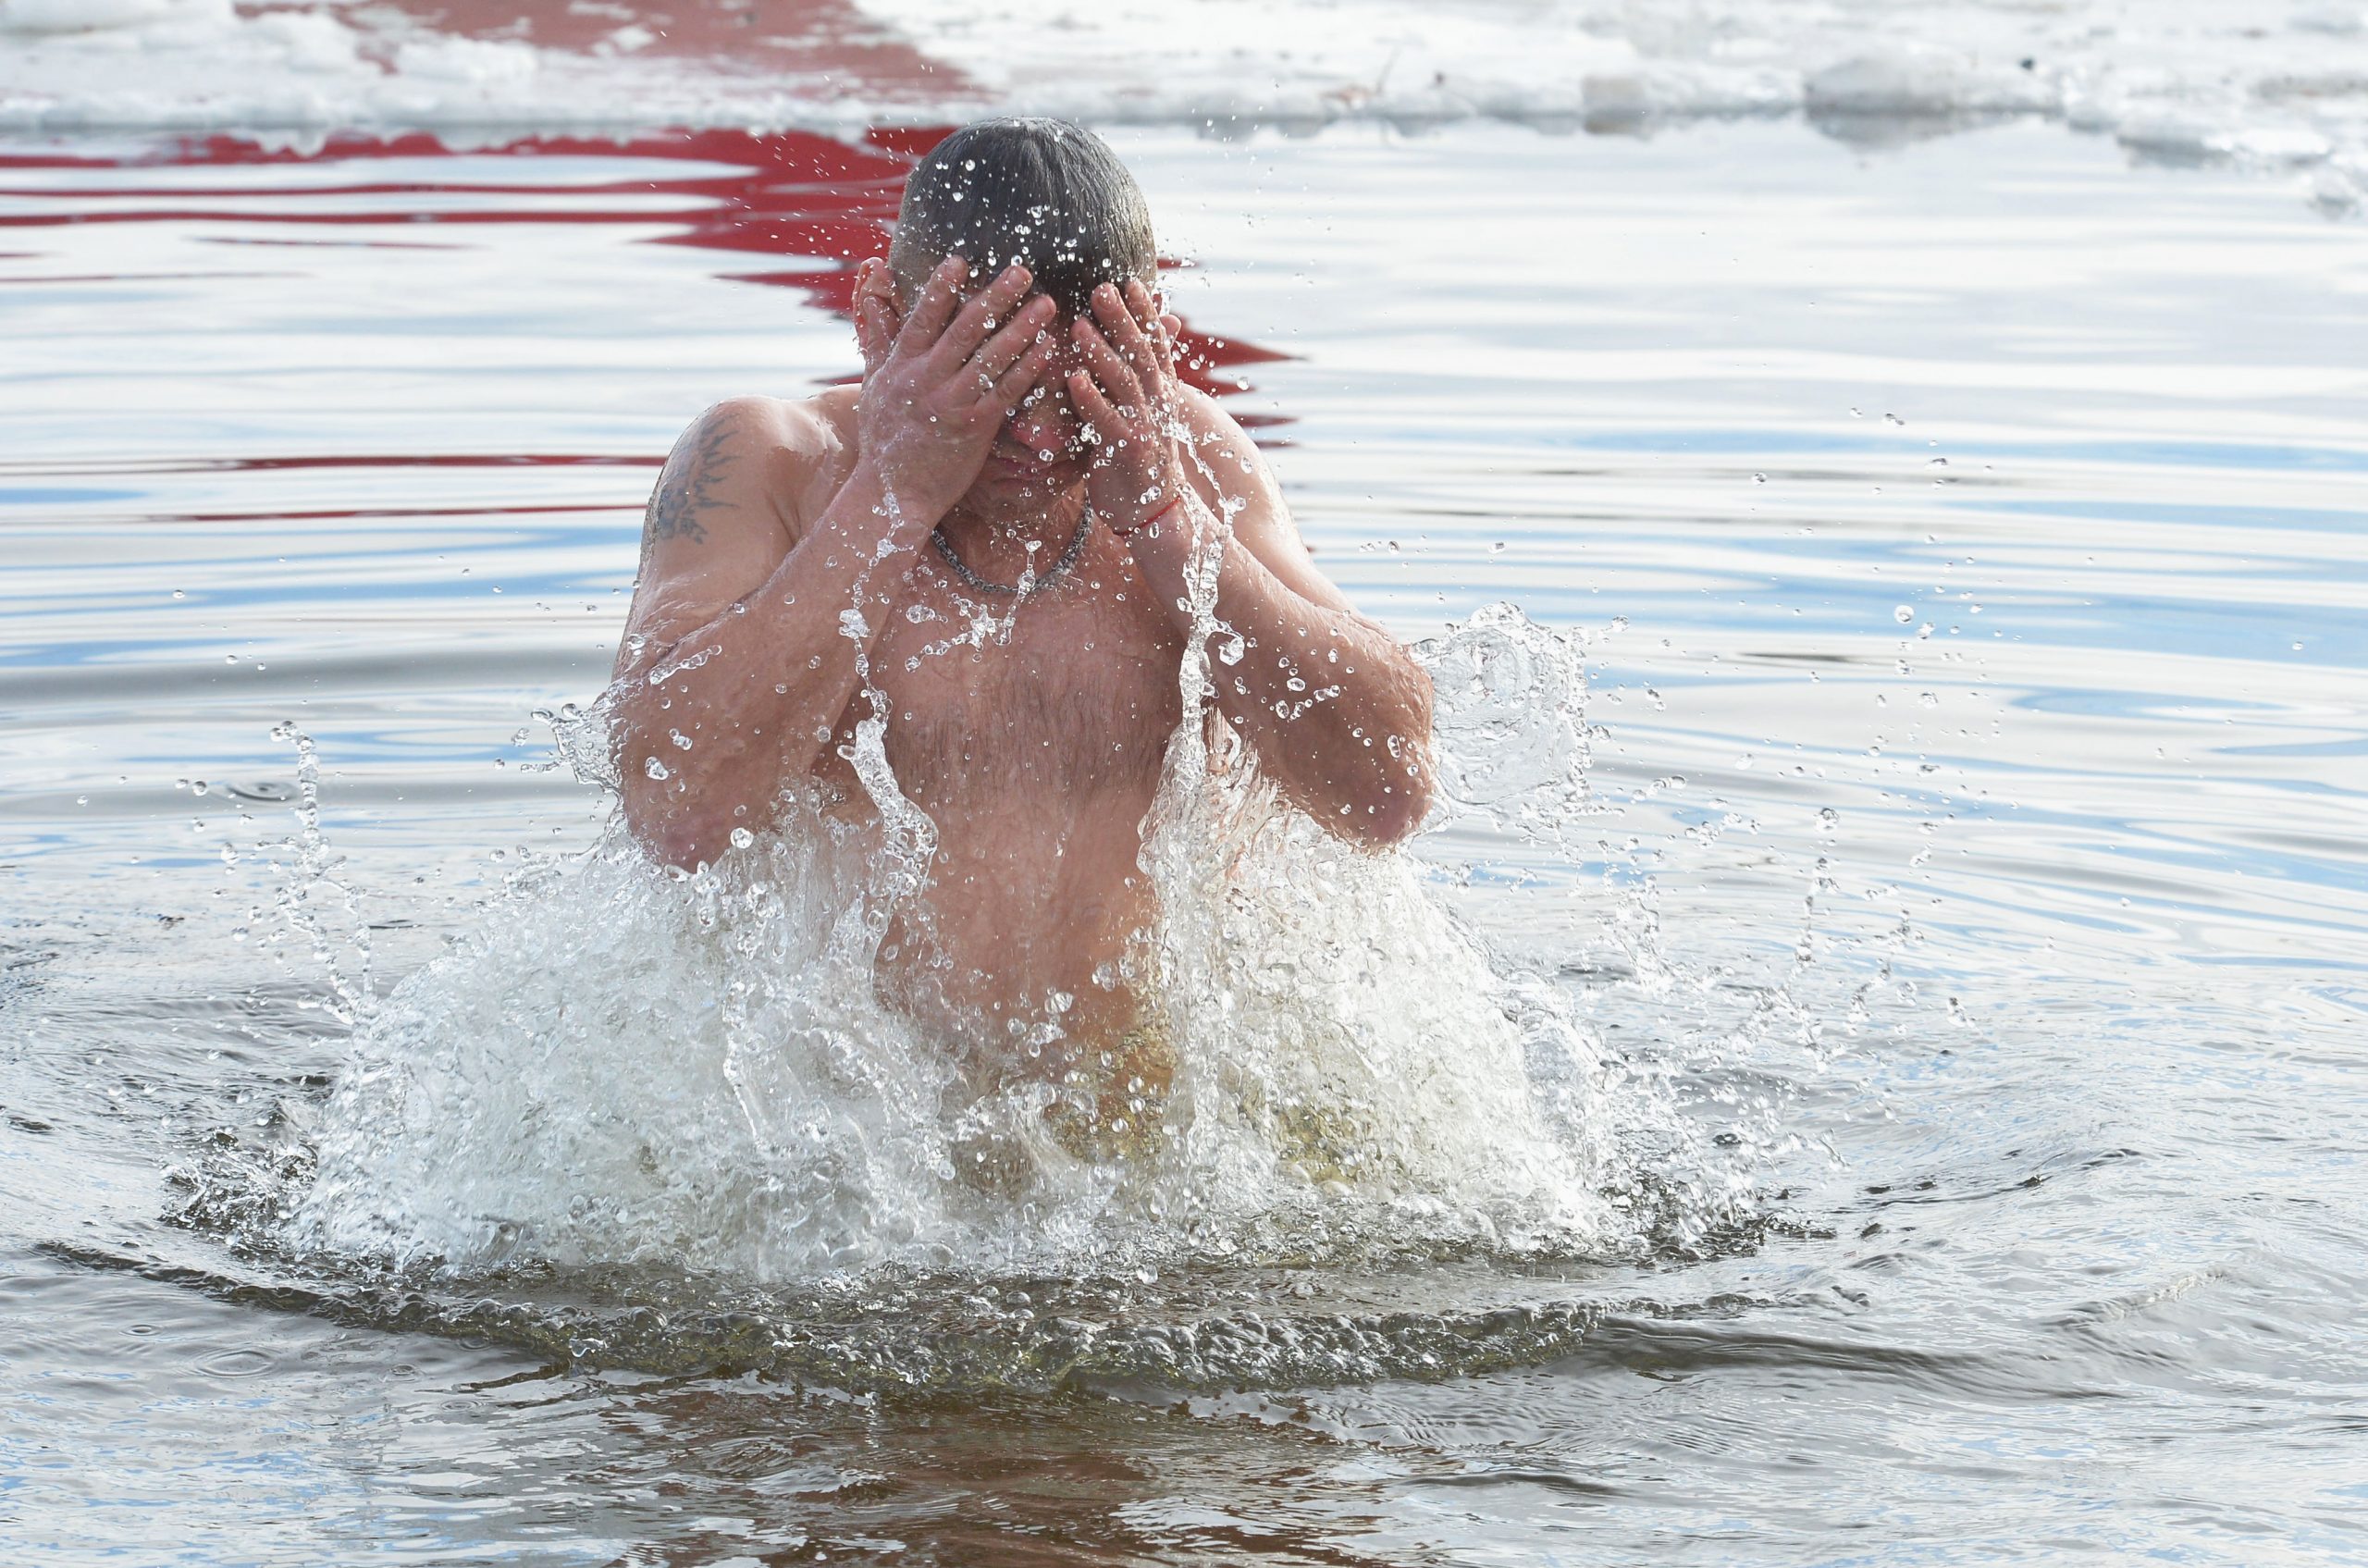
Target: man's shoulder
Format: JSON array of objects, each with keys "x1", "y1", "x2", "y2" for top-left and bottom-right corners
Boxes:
[
  {"x1": 674, "y1": 387, "x2": 857, "y2": 463},
  {"x1": 1173, "y1": 386, "x2": 1280, "y2": 504},
  {"x1": 1176, "y1": 384, "x2": 1252, "y2": 445},
  {"x1": 665, "y1": 388, "x2": 860, "y2": 528}
]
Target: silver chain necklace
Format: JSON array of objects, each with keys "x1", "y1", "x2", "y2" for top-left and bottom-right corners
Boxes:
[{"x1": 929, "y1": 507, "x2": 1094, "y2": 599}]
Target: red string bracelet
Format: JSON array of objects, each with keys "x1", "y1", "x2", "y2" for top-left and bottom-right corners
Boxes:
[{"x1": 1109, "y1": 493, "x2": 1184, "y2": 539}]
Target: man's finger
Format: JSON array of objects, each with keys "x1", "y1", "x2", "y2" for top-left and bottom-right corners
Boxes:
[
  {"x1": 992, "y1": 336, "x2": 1057, "y2": 411},
  {"x1": 1072, "y1": 318, "x2": 1143, "y2": 412},
  {"x1": 1124, "y1": 278, "x2": 1165, "y2": 340},
  {"x1": 854, "y1": 254, "x2": 912, "y2": 383},
  {"x1": 894, "y1": 254, "x2": 970, "y2": 358},
  {"x1": 1066, "y1": 366, "x2": 1123, "y2": 443},
  {"x1": 856, "y1": 294, "x2": 894, "y2": 371},
  {"x1": 1092, "y1": 282, "x2": 1163, "y2": 387},
  {"x1": 962, "y1": 295, "x2": 1056, "y2": 392},
  {"x1": 1128, "y1": 283, "x2": 1179, "y2": 368},
  {"x1": 929, "y1": 261, "x2": 1035, "y2": 375}
]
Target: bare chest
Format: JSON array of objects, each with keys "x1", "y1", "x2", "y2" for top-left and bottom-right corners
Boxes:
[{"x1": 825, "y1": 571, "x2": 1187, "y2": 813}]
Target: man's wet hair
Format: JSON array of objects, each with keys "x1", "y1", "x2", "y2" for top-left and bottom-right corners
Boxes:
[{"x1": 888, "y1": 118, "x2": 1155, "y2": 315}]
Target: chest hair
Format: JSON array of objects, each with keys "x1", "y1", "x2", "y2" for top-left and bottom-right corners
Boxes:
[{"x1": 866, "y1": 596, "x2": 1184, "y2": 811}]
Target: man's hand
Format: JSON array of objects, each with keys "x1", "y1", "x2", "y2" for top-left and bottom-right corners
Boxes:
[
  {"x1": 855, "y1": 253, "x2": 1060, "y2": 522},
  {"x1": 1067, "y1": 278, "x2": 1437, "y2": 846},
  {"x1": 1067, "y1": 278, "x2": 1194, "y2": 537}
]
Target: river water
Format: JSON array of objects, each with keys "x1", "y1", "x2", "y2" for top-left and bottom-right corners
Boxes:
[{"x1": 4, "y1": 113, "x2": 2365, "y2": 1564}]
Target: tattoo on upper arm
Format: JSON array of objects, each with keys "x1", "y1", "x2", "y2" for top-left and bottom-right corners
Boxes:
[{"x1": 641, "y1": 414, "x2": 740, "y2": 551}]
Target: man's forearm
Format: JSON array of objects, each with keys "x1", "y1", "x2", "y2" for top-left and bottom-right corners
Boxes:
[
  {"x1": 1129, "y1": 497, "x2": 1434, "y2": 845},
  {"x1": 612, "y1": 461, "x2": 930, "y2": 864}
]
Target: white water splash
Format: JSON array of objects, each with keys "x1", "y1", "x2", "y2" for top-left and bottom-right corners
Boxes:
[{"x1": 286, "y1": 595, "x2": 1662, "y2": 1281}]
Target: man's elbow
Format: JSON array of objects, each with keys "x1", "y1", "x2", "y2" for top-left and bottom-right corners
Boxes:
[
  {"x1": 620, "y1": 784, "x2": 736, "y2": 873},
  {"x1": 1356, "y1": 681, "x2": 1436, "y2": 847},
  {"x1": 1363, "y1": 774, "x2": 1434, "y2": 847},
  {"x1": 1327, "y1": 763, "x2": 1433, "y2": 850}
]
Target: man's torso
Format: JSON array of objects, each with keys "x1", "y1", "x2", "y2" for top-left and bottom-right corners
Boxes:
[{"x1": 771, "y1": 389, "x2": 1190, "y2": 1055}]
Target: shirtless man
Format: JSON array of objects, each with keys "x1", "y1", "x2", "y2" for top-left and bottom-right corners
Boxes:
[{"x1": 608, "y1": 118, "x2": 1432, "y2": 1084}]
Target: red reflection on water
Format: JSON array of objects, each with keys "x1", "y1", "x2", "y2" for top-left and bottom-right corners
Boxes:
[
  {"x1": 150, "y1": 502, "x2": 640, "y2": 525},
  {"x1": 0, "y1": 454, "x2": 665, "y2": 478},
  {"x1": 0, "y1": 127, "x2": 1290, "y2": 409},
  {"x1": 219, "y1": 453, "x2": 664, "y2": 470}
]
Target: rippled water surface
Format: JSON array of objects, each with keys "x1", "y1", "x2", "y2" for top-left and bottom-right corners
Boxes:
[{"x1": 5, "y1": 117, "x2": 2366, "y2": 1564}]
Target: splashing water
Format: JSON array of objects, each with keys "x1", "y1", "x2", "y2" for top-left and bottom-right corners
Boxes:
[
  {"x1": 133, "y1": 539, "x2": 1899, "y2": 1397},
  {"x1": 250, "y1": 721, "x2": 375, "y2": 1026},
  {"x1": 282, "y1": 606, "x2": 1653, "y2": 1284},
  {"x1": 216, "y1": 467, "x2": 1819, "y2": 1390}
]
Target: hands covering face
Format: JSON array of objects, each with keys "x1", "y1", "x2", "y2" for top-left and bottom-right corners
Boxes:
[
  {"x1": 851, "y1": 257, "x2": 1186, "y2": 537},
  {"x1": 1066, "y1": 278, "x2": 1193, "y2": 539},
  {"x1": 852, "y1": 254, "x2": 1059, "y2": 521}
]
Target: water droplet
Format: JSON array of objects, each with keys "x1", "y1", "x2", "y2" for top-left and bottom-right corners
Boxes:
[
  {"x1": 729, "y1": 826, "x2": 755, "y2": 849},
  {"x1": 1893, "y1": 606, "x2": 1914, "y2": 624},
  {"x1": 171, "y1": 589, "x2": 185, "y2": 599},
  {"x1": 643, "y1": 757, "x2": 670, "y2": 781}
]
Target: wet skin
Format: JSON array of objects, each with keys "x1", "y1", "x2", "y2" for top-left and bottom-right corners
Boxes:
[{"x1": 610, "y1": 255, "x2": 1434, "y2": 1056}]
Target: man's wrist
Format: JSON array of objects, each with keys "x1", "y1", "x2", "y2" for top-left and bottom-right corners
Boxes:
[
  {"x1": 1109, "y1": 493, "x2": 1183, "y2": 540},
  {"x1": 1111, "y1": 464, "x2": 1205, "y2": 538},
  {"x1": 841, "y1": 457, "x2": 945, "y2": 541}
]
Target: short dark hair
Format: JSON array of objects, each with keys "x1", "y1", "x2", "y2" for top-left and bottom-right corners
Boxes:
[{"x1": 888, "y1": 118, "x2": 1154, "y2": 315}]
